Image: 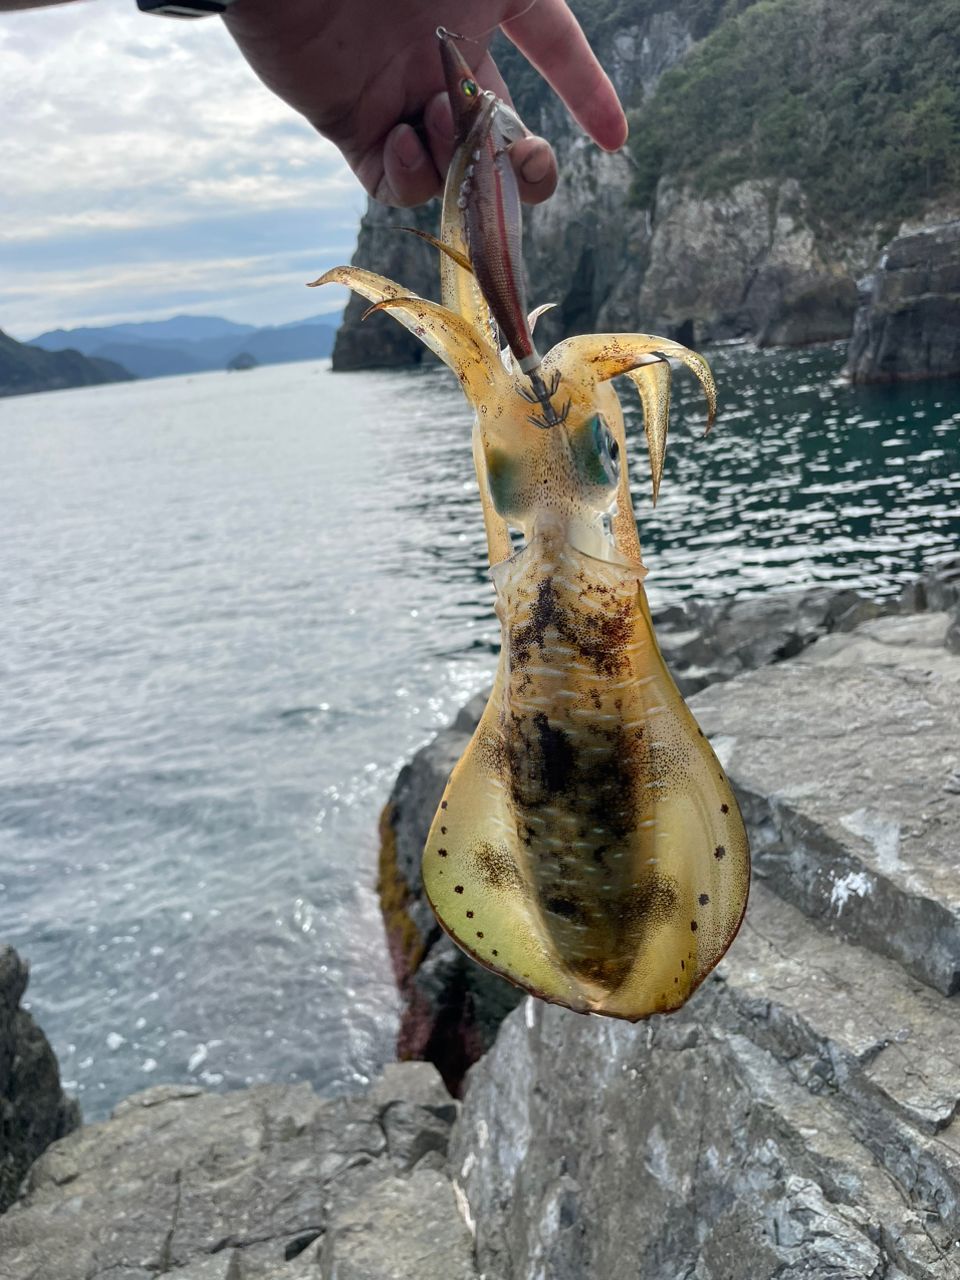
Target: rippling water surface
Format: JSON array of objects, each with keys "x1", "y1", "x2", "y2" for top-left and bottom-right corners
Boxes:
[{"x1": 1, "y1": 346, "x2": 957, "y2": 1118}]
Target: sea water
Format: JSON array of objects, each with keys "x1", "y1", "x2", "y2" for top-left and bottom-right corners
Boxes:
[{"x1": 1, "y1": 345, "x2": 957, "y2": 1119}]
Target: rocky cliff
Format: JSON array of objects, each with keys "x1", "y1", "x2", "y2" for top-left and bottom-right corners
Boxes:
[
  {"x1": 846, "y1": 217, "x2": 960, "y2": 383},
  {"x1": 333, "y1": 0, "x2": 959, "y2": 372},
  {"x1": 0, "y1": 328, "x2": 133, "y2": 398},
  {"x1": 0, "y1": 947, "x2": 80, "y2": 1213}
]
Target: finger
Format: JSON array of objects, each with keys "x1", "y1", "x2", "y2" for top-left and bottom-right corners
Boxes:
[
  {"x1": 380, "y1": 122, "x2": 443, "y2": 207},
  {"x1": 502, "y1": 0, "x2": 628, "y2": 151},
  {"x1": 471, "y1": 47, "x2": 515, "y2": 108},
  {"x1": 509, "y1": 134, "x2": 557, "y2": 203}
]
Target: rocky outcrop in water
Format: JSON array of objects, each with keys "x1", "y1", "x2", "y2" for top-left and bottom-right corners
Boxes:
[
  {"x1": 0, "y1": 947, "x2": 80, "y2": 1213},
  {"x1": 846, "y1": 217, "x2": 960, "y2": 384},
  {"x1": 0, "y1": 1062, "x2": 475, "y2": 1280},
  {"x1": 635, "y1": 179, "x2": 862, "y2": 347}
]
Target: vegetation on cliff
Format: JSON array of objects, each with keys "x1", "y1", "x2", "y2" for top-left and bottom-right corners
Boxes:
[
  {"x1": 497, "y1": 0, "x2": 959, "y2": 233},
  {"x1": 628, "y1": 0, "x2": 960, "y2": 228}
]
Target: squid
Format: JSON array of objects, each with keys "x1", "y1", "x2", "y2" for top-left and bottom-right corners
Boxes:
[{"x1": 309, "y1": 32, "x2": 749, "y2": 1021}]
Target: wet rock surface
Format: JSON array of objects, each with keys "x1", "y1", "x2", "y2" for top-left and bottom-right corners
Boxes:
[
  {"x1": 0, "y1": 946, "x2": 80, "y2": 1214},
  {"x1": 0, "y1": 1063, "x2": 475, "y2": 1280},
  {"x1": 846, "y1": 217, "x2": 960, "y2": 384}
]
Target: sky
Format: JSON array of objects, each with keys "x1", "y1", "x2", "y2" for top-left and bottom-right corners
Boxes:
[{"x1": 0, "y1": 0, "x2": 365, "y2": 339}]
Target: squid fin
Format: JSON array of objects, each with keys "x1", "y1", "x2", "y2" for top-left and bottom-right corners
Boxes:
[{"x1": 421, "y1": 687, "x2": 592, "y2": 1012}]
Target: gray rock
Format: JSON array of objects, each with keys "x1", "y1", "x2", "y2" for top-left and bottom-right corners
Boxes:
[
  {"x1": 693, "y1": 611, "x2": 960, "y2": 995},
  {"x1": 846, "y1": 217, "x2": 960, "y2": 383},
  {"x1": 638, "y1": 178, "x2": 861, "y2": 346},
  {"x1": 0, "y1": 1065, "x2": 469, "y2": 1280},
  {"x1": 451, "y1": 877, "x2": 960, "y2": 1278},
  {"x1": 0, "y1": 946, "x2": 80, "y2": 1213},
  {"x1": 319, "y1": 1168, "x2": 475, "y2": 1279}
]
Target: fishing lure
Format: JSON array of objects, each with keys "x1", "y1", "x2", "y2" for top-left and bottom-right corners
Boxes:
[
  {"x1": 308, "y1": 34, "x2": 749, "y2": 1021},
  {"x1": 435, "y1": 27, "x2": 565, "y2": 428}
]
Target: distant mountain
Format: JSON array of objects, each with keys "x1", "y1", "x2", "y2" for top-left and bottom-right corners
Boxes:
[
  {"x1": 30, "y1": 314, "x2": 255, "y2": 355},
  {"x1": 0, "y1": 328, "x2": 133, "y2": 398},
  {"x1": 27, "y1": 313, "x2": 338, "y2": 379}
]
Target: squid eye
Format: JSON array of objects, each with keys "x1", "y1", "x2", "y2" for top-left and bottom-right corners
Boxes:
[
  {"x1": 592, "y1": 415, "x2": 620, "y2": 486},
  {"x1": 461, "y1": 77, "x2": 479, "y2": 98}
]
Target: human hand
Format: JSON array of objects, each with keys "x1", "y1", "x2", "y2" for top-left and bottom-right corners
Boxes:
[{"x1": 223, "y1": 0, "x2": 627, "y2": 207}]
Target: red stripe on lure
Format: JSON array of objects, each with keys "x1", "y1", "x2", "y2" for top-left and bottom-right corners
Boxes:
[{"x1": 438, "y1": 27, "x2": 566, "y2": 428}]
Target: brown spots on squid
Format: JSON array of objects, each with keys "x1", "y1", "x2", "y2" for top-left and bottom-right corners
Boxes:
[
  {"x1": 509, "y1": 575, "x2": 634, "y2": 681},
  {"x1": 699, "y1": 893, "x2": 710, "y2": 905},
  {"x1": 714, "y1": 845, "x2": 726, "y2": 860},
  {"x1": 720, "y1": 804, "x2": 729, "y2": 814},
  {"x1": 500, "y1": 710, "x2": 644, "y2": 844},
  {"x1": 454, "y1": 885, "x2": 464, "y2": 894},
  {"x1": 472, "y1": 840, "x2": 524, "y2": 895}
]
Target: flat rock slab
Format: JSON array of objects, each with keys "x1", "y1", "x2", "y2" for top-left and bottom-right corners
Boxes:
[
  {"x1": 0, "y1": 1066, "x2": 475, "y2": 1280},
  {"x1": 693, "y1": 612, "x2": 960, "y2": 993},
  {"x1": 724, "y1": 883, "x2": 960, "y2": 1133},
  {"x1": 319, "y1": 1168, "x2": 475, "y2": 1279}
]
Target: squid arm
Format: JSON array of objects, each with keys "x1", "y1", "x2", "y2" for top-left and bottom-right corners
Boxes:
[{"x1": 309, "y1": 267, "x2": 506, "y2": 404}]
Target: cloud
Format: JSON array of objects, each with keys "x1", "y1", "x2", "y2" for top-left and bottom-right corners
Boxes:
[{"x1": 0, "y1": 0, "x2": 366, "y2": 334}]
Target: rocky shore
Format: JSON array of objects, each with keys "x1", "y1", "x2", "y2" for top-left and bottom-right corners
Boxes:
[{"x1": 2, "y1": 561, "x2": 959, "y2": 1277}]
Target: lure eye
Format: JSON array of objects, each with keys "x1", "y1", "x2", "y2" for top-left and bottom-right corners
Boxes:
[
  {"x1": 461, "y1": 77, "x2": 479, "y2": 98},
  {"x1": 592, "y1": 415, "x2": 620, "y2": 487}
]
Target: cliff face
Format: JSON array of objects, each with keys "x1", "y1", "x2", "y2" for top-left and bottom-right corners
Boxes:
[
  {"x1": 333, "y1": 0, "x2": 959, "y2": 371},
  {"x1": 331, "y1": 203, "x2": 441, "y2": 371},
  {"x1": 0, "y1": 329, "x2": 133, "y2": 398},
  {"x1": 846, "y1": 216, "x2": 960, "y2": 383},
  {"x1": 0, "y1": 947, "x2": 80, "y2": 1213}
]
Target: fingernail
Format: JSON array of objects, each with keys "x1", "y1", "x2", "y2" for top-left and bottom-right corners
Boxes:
[
  {"x1": 394, "y1": 125, "x2": 424, "y2": 171},
  {"x1": 521, "y1": 144, "x2": 551, "y2": 185}
]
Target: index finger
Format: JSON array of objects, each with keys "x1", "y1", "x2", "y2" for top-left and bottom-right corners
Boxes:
[{"x1": 502, "y1": 0, "x2": 628, "y2": 151}]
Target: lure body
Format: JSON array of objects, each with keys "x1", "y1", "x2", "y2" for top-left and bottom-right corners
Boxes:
[
  {"x1": 309, "y1": 44, "x2": 750, "y2": 1019},
  {"x1": 438, "y1": 28, "x2": 562, "y2": 425}
]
